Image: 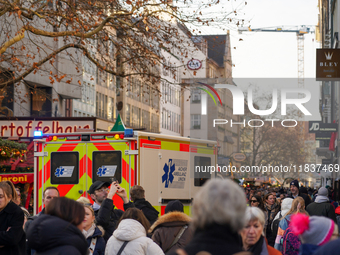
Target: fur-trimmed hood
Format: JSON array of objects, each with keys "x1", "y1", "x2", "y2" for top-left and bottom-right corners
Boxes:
[
  {"x1": 96, "y1": 225, "x2": 105, "y2": 237},
  {"x1": 149, "y1": 211, "x2": 191, "y2": 233}
]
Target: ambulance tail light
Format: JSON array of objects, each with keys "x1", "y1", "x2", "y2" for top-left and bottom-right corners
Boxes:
[
  {"x1": 124, "y1": 129, "x2": 133, "y2": 138},
  {"x1": 47, "y1": 136, "x2": 53, "y2": 141},
  {"x1": 119, "y1": 134, "x2": 124, "y2": 139}
]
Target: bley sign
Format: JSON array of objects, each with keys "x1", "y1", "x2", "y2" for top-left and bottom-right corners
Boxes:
[{"x1": 316, "y1": 49, "x2": 340, "y2": 80}]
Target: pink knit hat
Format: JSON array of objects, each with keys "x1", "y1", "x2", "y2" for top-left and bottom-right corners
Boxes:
[{"x1": 290, "y1": 213, "x2": 334, "y2": 246}]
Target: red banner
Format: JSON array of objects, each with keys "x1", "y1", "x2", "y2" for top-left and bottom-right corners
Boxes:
[{"x1": 0, "y1": 173, "x2": 34, "y2": 184}]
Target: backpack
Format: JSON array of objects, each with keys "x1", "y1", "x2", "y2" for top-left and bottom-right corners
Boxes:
[{"x1": 282, "y1": 221, "x2": 301, "y2": 255}]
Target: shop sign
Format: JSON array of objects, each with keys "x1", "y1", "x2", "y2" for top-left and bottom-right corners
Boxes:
[
  {"x1": 316, "y1": 49, "x2": 340, "y2": 80},
  {"x1": 0, "y1": 118, "x2": 95, "y2": 137},
  {"x1": 0, "y1": 173, "x2": 34, "y2": 183},
  {"x1": 187, "y1": 59, "x2": 202, "y2": 70}
]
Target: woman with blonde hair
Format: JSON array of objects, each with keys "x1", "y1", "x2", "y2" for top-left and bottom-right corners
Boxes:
[
  {"x1": 274, "y1": 196, "x2": 308, "y2": 252},
  {"x1": 77, "y1": 196, "x2": 106, "y2": 255},
  {"x1": 241, "y1": 207, "x2": 282, "y2": 255},
  {"x1": 83, "y1": 205, "x2": 105, "y2": 255}
]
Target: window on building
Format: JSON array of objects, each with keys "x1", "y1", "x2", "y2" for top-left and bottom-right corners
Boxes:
[
  {"x1": 96, "y1": 92, "x2": 99, "y2": 117},
  {"x1": 104, "y1": 95, "x2": 108, "y2": 119},
  {"x1": 143, "y1": 87, "x2": 150, "y2": 105},
  {"x1": 126, "y1": 104, "x2": 130, "y2": 126},
  {"x1": 191, "y1": 114, "x2": 201, "y2": 129},
  {"x1": 191, "y1": 89, "x2": 201, "y2": 103},
  {"x1": 142, "y1": 110, "x2": 150, "y2": 131},
  {"x1": 126, "y1": 78, "x2": 130, "y2": 97},
  {"x1": 151, "y1": 113, "x2": 159, "y2": 133},
  {"x1": 108, "y1": 97, "x2": 114, "y2": 121},
  {"x1": 194, "y1": 156, "x2": 211, "y2": 186},
  {"x1": 31, "y1": 87, "x2": 52, "y2": 117}
]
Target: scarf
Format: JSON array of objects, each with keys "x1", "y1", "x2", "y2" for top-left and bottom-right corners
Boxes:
[
  {"x1": 247, "y1": 235, "x2": 269, "y2": 255},
  {"x1": 83, "y1": 223, "x2": 96, "y2": 239},
  {"x1": 264, "y1": 203, "x2": 279, "y2": 230},
  {"x1": 315, "y1": 195, "x2": 329, "y2": 203}
]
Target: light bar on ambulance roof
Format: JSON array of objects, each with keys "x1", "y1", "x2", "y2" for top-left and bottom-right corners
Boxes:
[
  {"x1": 124, "y1": 129, "x2": 133, "y2": 138},
  {"x1": 34, "y1": 131, "x2": 43, "y2": 138}
]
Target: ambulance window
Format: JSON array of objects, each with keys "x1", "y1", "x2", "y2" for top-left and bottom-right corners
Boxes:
[
  {"x1": 51, "y1": 152, "x2": 79, "y2": 184},
  {"x1": 92, "y1": 151, "x2": 122, "y2": 183},
  {"x1": 194, "y1": 156, "x2": 211, "y2": 186}
]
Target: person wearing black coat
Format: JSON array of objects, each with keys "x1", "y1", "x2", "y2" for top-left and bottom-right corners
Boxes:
[
  {"x1": 130, "y1": 185, "x2": 159, "y2": 225},
  {"x1": 89, "y1": 181, "x2": 135, "y2": 242},
  {"x1": 289, "y1": 180, "x2": 311, "y2": 207},
  {"x1": 133, "y1": 198, "x2": 159, "y2": 225},
  {"x1": 0, "y1": 181, "x2": 25, "y2": 255},
  {"x1": 26, "y1": 197, "x2": 88, "y2": 255},
  {"x1": 27, "y1": 214, "x2": 88, "y2": 255}
]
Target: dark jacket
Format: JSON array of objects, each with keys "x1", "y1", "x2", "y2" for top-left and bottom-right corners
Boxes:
[
  {"x1": 306, "y1": 202, "x2": 337, "y2": 222},
  {"x1": 299, "y1": 243, "x2": 319, "y2": 255},
  {"x1": 85, "y1": 226, "x2": 105, "y2": 255},
  {"x1": 26, "y1": 214, "x2": 88, "y2": 255},
  {"x1": 289, "y1": 193, "x2": 311, "y2": 208},
  {"x1": 150, "y1": 211, "x2": 193, "y2": 253},
  {"x1": 93, "y1": 198, "x2": 134, "y2": 242},
  {"x1": 0, "y1": 201, "x2": 25, "y2": 255},
  {"x1": 134, "y1": 198, "x2": 159, "y2": 225},
  {"x1": 167, "y1": 223, "x2": 244, "y2": 255},
  {"x1": 313, "y1": 239, "x2": 340, "y2": 255}
]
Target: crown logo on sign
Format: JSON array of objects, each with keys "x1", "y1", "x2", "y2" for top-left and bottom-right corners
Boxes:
[{"x1": 325, "y1": 52, "x2": 333, "y2": 60}]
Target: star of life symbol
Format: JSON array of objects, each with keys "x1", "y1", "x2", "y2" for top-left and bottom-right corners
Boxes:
[
  {"x1": 97, "y1": 165, "x2": 117, "y2": 177},
  {"x1": 55, "y1": 166, "x2": 75, "y2": 177},
  {"x1": 162, "y1": 159, "x2": 176, "y2": 188}
]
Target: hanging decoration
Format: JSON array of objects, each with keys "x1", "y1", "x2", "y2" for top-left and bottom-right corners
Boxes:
[{"x1": 0, "y1": 139, "x2": 27, "y2": 162}]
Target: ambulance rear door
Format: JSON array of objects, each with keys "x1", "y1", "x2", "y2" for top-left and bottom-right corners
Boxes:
[
  {"x1": 36, "y1": 136, "x2": 86, "y2": 213},
  {"x1": 86, "y1": 137, "x2": 135, "y2": 210}
]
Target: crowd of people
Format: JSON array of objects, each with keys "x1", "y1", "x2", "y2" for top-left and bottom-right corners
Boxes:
[{"x1": 1, "y1": 178, "x2": 340, "y2": 255}]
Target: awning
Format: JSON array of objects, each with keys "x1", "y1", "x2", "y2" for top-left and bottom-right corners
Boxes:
[{"x1": 0, "y1": 173, "x2": 34, "y2": 184}]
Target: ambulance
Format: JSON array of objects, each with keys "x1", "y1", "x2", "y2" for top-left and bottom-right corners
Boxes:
[{"x1": 33, "y1": 129, "x2": 217, "y2": 215}]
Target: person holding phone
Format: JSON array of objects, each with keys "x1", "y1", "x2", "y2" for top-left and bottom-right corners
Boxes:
[{"x1": 88, "y1": 180, "x2": 135, "y2": 242}]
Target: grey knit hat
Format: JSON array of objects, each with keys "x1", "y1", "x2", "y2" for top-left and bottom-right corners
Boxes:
[
  {"x1": 317, "y1": 187, "x2": 328, "y2": 197},
  {"x1": 291, "y1": 214, "x2": 335, "y2": 246}
]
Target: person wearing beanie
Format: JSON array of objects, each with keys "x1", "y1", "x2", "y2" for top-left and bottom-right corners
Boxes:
[
  {"x1": 306, "y1": 187, "x2": 337, "y2": 222},
  {"x1": 290, "y1": 213, "x2": 338, "y2": 255},
  {"x1": 149, "y1": 200, "x2": 193, "y2": 253},
  {"x1": 288, "y1": 180, "x2": 311, "y2": 207}
]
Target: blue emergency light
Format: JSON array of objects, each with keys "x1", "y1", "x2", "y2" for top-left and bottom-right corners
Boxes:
[
  {"x1": 34, "y1": 131, "x2": 43, "y2": 138},
  {"x1": 124, "y1": 129, "x2": 133, "y2": 138}
]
